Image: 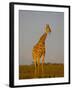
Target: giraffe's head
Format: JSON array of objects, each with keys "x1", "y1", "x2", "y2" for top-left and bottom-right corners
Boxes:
[{"x1": 45, "y1": 24, "x2": 51, "y2": 34}]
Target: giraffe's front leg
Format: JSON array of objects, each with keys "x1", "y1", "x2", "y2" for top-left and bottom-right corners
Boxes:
[{"x1": 42, "y1": 54, "x2": 45, "y2": 76}]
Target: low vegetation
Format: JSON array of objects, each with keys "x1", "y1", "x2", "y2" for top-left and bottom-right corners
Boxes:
[{"x1": 19, "y1": 63, "x2": 64, "y2": 79}]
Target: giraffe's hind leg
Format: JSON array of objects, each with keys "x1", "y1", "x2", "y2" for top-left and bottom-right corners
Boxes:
[
  {"x1": 33, "y1": 57, "x2": 37, "y2": 78},
  {"x1": 37, "y1": 57, "x2": 40, "y2": 77},
  {"x1": 42, "y1": 54, "x2": 45, "y2": 77}
]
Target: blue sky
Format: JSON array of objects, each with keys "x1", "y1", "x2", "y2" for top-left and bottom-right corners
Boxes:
[{"x1": 19, "y1": 10, "x2": 64, "y2": 65}]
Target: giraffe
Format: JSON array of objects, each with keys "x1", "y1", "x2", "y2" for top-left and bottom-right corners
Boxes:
[{"x1": 32, "y1": 24, "x2": 51, "y2": 77}]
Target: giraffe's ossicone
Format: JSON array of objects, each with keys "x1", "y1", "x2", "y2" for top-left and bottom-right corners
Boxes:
[{"x1": 32, "y1": 24, "x2": 51, "y2": 77}]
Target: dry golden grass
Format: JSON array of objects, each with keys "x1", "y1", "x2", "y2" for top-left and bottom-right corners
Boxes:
[{"x1": 19, "y1": 63, "x2": 64, "y2": 79}]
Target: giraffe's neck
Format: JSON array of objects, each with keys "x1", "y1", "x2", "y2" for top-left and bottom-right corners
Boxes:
[{"x1": 38, "y1": 32, "x2": 48, "y2": 44}]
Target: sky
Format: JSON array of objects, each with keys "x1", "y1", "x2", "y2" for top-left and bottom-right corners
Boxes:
[{"x1": 19, "y1": 10, "x2": 64, "y2": 65}]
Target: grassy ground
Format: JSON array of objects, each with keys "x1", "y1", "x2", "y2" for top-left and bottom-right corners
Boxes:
[{"x1": 19, "y1": 63, "x2": 64, "y2": 79}]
